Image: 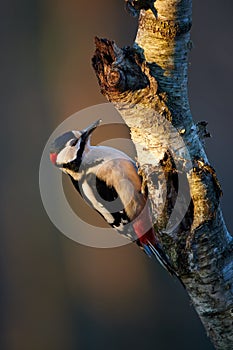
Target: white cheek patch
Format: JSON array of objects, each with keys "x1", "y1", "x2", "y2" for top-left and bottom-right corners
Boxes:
[{"x1": 56, "y1": 146, "x2": 77, "y2": 165}]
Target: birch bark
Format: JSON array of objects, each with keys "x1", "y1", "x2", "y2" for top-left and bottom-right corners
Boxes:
[{"x1": 92, "y1": 1, "x2": 233, "y2": 348}]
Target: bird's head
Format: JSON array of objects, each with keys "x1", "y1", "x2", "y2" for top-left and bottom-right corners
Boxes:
[{"x1": 50, "y1": 119, "x2": 101, "y2": 173}]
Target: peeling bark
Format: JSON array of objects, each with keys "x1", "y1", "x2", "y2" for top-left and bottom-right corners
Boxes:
[{"x1": 92, "y1": 1, "x2": 233, "y2": 348}]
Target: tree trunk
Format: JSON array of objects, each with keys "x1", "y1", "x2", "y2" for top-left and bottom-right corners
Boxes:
[{"x1": 92, "y1": 0, "x2": 233, "y2": 349}]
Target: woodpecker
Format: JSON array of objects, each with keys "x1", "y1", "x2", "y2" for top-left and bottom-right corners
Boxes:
[{"x1": 50, "y1": 120, "x2": 178, "y2": 278}]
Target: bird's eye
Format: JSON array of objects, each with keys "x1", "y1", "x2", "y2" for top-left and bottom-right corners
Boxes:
[{"x1": 70, "y1": 138, "x2": 78, "y2": 147}]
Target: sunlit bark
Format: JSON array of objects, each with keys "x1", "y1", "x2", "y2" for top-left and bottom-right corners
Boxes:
[{"x1": 92, "y1": 1, "x2": 233, "y2": 349}]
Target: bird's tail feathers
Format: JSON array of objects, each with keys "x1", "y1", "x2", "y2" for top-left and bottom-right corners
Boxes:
[{"x1": 141, "y1": 240, "x2": 185, "y2": 288}]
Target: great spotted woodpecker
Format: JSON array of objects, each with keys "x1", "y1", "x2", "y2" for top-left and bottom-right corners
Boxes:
[{"x1": 50, "y1": 120, "x2": 178, "y2": 278}]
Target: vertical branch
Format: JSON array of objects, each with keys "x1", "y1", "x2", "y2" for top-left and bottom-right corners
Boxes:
[{"x1": 92, "y1": 1, "x2": 233, "y2": 348}]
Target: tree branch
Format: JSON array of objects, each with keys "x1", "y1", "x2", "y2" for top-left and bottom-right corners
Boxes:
[{"x1": 92, "y1": 1, "x2": 233, "y2": 348}]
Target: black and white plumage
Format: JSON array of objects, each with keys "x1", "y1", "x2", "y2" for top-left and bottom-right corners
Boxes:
[{"x1": 50, "y1": 120, "x2": 179, "y2": 278}]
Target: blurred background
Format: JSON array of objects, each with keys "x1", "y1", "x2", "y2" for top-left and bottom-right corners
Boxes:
[{"x1": 1, "y1": 0, "x2": 233, "y2": 349}]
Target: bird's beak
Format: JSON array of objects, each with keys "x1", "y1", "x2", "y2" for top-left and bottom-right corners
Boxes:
[{"x1": 81, "y1": 119, "x2": 102, "y2": 139}]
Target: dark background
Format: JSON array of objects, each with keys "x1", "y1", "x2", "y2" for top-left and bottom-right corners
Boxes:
[{"x1": 1, "y1": 1, "x2": 232, "y2": 349}]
